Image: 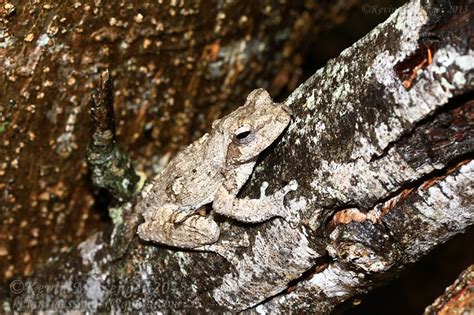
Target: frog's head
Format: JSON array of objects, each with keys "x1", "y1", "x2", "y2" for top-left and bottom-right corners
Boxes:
[{"x1": 213, "y1": 89, "x2": 292, "y2": 164}]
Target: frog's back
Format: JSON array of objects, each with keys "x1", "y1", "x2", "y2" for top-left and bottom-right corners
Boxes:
[{"x1": 138, "y1": 132, "x2": 226, "y2": 212}]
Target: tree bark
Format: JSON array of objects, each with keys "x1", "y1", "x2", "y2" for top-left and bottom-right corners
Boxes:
[
  {"x1": 2, "y1": 0, "x2": 473, "y2": 313},
  {"x1": 0, "y1": 0, "x2": 355, "y2": 282},
  {"x1": 424, "y1": 265, "x2": 474, "y2": 315}
]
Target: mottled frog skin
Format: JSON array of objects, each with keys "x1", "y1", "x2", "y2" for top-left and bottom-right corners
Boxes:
[{"x1": 137, "y1": 89, "x2": 297, "y2": 249}]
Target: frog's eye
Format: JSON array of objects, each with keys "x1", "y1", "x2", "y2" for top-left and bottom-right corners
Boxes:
[{"x1": 233, "y1": 125, "x2": 254, "y2": 144}]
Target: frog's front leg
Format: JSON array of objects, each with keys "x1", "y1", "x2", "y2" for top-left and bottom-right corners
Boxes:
[
  {"x1": 137, "y1": 204, "x2": 220, "y2": 249},
  {"x1": 213, "y1": 180, "x2": 298, "y2": 223}
]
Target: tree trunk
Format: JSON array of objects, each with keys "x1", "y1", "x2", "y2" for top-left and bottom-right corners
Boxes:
[{"x1": 2, "y1": 0, "x2": 473, "y2": 313}]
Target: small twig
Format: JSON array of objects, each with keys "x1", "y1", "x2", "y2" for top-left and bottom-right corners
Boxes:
[{"x1": 86, "y1": 69, "x2": 142, "y2": 202}]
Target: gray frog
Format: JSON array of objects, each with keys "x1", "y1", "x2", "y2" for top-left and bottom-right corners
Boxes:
[{"x1": 137, "y1": 89, "x2": 297, "y2": 250}]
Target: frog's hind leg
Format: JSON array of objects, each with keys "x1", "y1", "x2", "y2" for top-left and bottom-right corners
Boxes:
[{"x1": 137, "y1": 204, "x2": 220, "y2": 249}]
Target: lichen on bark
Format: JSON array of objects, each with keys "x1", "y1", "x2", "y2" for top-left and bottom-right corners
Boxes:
[
  {"x1": 1, "y1": 0, "x2": 472, "y2": 313},
  {"x1": 0, "y1": 0, "x2": 355, "y2": 282}
]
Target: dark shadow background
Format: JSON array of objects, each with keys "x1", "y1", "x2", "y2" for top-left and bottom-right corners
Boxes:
[{"x1": 335, "y1": 228, "x2": 474, "y2": 314}]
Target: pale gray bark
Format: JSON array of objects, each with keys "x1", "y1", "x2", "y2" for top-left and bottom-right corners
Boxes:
[{"x1": 220, "y1": 0, "x2": 473, "y2": 311}]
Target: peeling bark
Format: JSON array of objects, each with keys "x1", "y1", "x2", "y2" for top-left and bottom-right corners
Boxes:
[
  {"x1": 1, "y1": 0, "x2": 472, "y2": 313},
  {"x1": 259, "y1": 161, "x2": 473, "y2": 313}
]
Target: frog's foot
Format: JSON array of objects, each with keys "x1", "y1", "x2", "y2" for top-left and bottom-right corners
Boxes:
[
  {"x1": 273, "y1": 180, "x2": 301, "y2": 224},
  {"x1": 213, "y1": 179, "x2": 299, "y2": 223},
  {"x1": 263, "y1": 179, "x2": 298, "y2": 218},
  {"x1": 169, "y1": 208, "x2": 195, "y2": 225},
  {"x1": 266, "y1": 179, "x2": 298, "y2": 207}
]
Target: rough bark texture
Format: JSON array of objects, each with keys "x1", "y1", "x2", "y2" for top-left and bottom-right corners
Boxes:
[
  {"x1": 424, "y1": 265, "x2": 474, "y2": 315},
  {"x1": 1, "y1": 0, "x2": 473, "y2": 313},
  {"x1": 0, "y1": 0, "x2": 355, "y2": 282}
]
